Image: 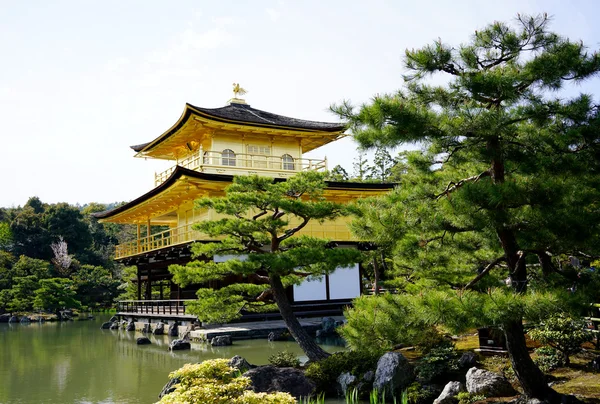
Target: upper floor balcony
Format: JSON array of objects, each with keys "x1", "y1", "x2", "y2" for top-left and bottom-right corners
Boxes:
[{"x1": 154, "y1": 148, "x2": 327, "y2": 186}]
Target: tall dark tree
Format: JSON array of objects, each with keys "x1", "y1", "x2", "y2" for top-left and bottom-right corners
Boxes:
[
  {"x1": 367, "y1": 146, "x2": 395, "y2": 182},
  {"x1": 333, "y1": 15, "x2": 600, "y2": 401},
  {"x1": 169, "y1": 172, "x2": 361, "y2": 361},
  {"x1": 352, "y1": 150, "x2": 369, "y2": 181},
  {"x1": 327, "y1": 164, "x2": 350, "y2": 182}
]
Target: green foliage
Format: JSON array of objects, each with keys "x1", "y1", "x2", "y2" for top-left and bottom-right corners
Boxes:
[
  {"x1": 33, "y1": 278, "x2": 81, "y2": 313},
  {"x1": 405, "y1": 382, "x2": 438, "y2": 404},
  {"x1": 533, "y1": 347, "x2": 562, "y2": 373},
  {"x1": 157, "y1": 359, "x2": 296, "y2": 404},
  {"x1": 367, "y1": 147, "x2": 395, "y2": 182},
  {"x1": 340, "y1": 294, "x2": 436, "y2": 353},
  {"x1": 415, "y1": 345, "x2": 459, "y2": 383},
  {"x1": 327, "y1": 165, "x2": 350, "y2": 182},
  {"x1": 268, "y1": 351, "x2": 300, "y2": 368},
  {"x1": 0, "y1": 222, "x2": 12, "y2": 250},
  {"x1": 72, "y1": 265, "x2": 120, "y2": 309},
  {"x1": 305, "y1": 350, "x2": 380, "y2": 393},
  {"x1": 456, "y1": 392, "x2": 486, "y2": 404},
  {"x1": 528, "y1": 313, "x2": 592, "y2": 365}
]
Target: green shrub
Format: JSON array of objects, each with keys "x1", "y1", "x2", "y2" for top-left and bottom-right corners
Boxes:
[
  {"x1": 405, "y1": 382, "x2": 438, "y2": 404},
  {"x1": 528, "y1": 313, "x2": 592, "y2": 366},
  {"x1": 305, "y1": 350, "x2": 381, "y2": 393},
  {"x1": 456, "y1": 392, "x2": 486, "y2": 404},
  {"x1": 415, "y1": 345, "x2": 459, "y2": 383},
  {"x1": 268, "y1": 351, "x2": 300, "y2": 368},
  {"x1": 533, "y1": 346, "x2": 562, "y2": 372},
  {"x1": 157, "y1": 359, "x2": 295, "y2": 404}
]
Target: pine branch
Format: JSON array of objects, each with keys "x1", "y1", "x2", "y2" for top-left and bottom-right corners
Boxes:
[
  {"x1": 464, "y1": 256, "x2": 506, "y2": 289},
  {"x1": 434, "y1": 170, "x2": 491, "y2": 199}
]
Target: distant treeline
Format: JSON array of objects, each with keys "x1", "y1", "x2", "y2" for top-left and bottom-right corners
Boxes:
[{"x1": 0, "y1": 197, "x2": 135, "y2": 314}]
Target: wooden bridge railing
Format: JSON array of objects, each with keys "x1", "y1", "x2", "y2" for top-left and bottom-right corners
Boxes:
[{"x1": 117, "y1": 300, "x2": 196, "y2": 317}]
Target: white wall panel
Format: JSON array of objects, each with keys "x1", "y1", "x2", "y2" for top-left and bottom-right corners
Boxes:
[
  {"x1": 328, "y1": 264, "x2": 360, "y2": 300},
  {"x1": 293, "y1": 276, "x2": 327, "y2": 302}
]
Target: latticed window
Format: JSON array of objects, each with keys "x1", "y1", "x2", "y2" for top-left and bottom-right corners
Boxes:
[
  {"x1": 222, "y1": 149, "x2": 236, "y2": 166},
  {"x1": 282, "y1": 154, "x2": 295, "y2": 170}
]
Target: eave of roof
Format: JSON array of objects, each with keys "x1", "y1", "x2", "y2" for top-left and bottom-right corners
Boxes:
[
  {"x1": 130, "y1": 103, "x2": 347, "y2": 153},
  {"x1": 93, "y1": 166, "x2": 396, "y2": 220}
]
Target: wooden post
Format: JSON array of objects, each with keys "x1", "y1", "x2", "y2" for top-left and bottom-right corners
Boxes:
[
  {"x1": 137, "y1": 267, "x2": 142, "y2": 301},
  {"x1": 146, "y1": 268, "x2": 152, "y2": 300},
  {"x1": 137, "y1": 224, "x2": 141, "y2": 253}
]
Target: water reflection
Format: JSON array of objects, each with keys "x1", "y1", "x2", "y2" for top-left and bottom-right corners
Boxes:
[{"x1": 0, "y1": 315, "x2": 345, "y2": 404}]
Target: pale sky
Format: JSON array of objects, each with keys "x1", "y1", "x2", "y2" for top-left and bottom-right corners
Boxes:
[{"x1": 1, "y1": 0, "x2": 599, "y2": 207}]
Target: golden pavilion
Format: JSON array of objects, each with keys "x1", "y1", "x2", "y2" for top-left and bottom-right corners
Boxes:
[{"x1": 95, "y1": 88, "x2": 393, "y2": 320}]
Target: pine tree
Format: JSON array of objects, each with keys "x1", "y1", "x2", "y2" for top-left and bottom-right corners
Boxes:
[
  {"x1": 352, "y1": 151, "x2": 369, "y2": 181},
  {"x1": 333, "y1": 14, "x2": 600, "y2": 401},
  {"x1": 169, "y1": 172, "x2": 361, "y2": 361},
  {"x1": 327, "y1": 164, "x2": 350, "y2": 182},
  {"x1": 367, "y1": 147, "x2": 395, "y2": 182}
]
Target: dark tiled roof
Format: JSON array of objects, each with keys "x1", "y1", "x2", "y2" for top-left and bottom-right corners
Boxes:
[
  {"x1": 190, "y1": 103, "x2": 346, "y2": 132},
  {"x1": 130, "y1": 102, "x2": 346, "y2": 153}
]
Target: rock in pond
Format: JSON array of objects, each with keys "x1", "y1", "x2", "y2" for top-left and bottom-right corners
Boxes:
[
  {"x1": 211, "y1": 335, "x2": 232, "y2": 346},
  {"x1": 142, "y1": 323, "x2": 152, "y2": 334},
  {"x1": 158, "y1": 376, "x2": 180, "y2": 399},
  {"x1": 267, "y1": 330, "x2": 288, "y2": 341},
  {"x1": 8, "y1": 315, "x2": 19, "y2": 323},
  {"x1": 0, "y1": 314, "x2": 11, "y2": 323},
  {"x1": 244, "y1": 365, "x2": 315, "y2": 399},
  {"x1": 153, "y1": 322, "x2": 165, "y2": 335},
  {"x1": 317, "y1": 316, "x2": 337, "y2": 337},
  {"x1": 168, "y1": 322, "x2": 178, "y2": 337},
  {"x1": 434, "y1": 381, "x2": 465, "y2": 404},
  {"x1": 228, "y1": 355, "x2": 253, "y2": 372},
  {"x1": 466, "y1": 367, "x2": 517, "y2": 397},
  {"x1": 109, "y1": 316, "x2": 118, "y2": 323},
  {"x1": 169, "y1": 339, "x2": 191, "y2": 351},
  {"x1": 137, "y1": 337, "x2": 151, "y2": 345},
  {"x1": 100, "y1": 321, "x2": 112, "y2": 329},
  {"x1": 110, "y1": 322, "x2": 119, "y2": 330},
  {"x1": 20, "y1": 316, "x2": 31, "y2": 323},
  {"x1": 126, "y1": 320, "x2": 135, "y2": 332},
  {"x1": 373, "y1": 352, "x2": 415, "y2": 395}
]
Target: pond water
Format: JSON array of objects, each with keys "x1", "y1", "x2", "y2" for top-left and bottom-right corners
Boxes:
[{"x1": 0, "y1": 314, "x2": 346, "y2": 404}]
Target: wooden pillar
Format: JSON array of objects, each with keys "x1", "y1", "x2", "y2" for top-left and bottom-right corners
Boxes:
[
  {"x1": 136, "y1": 267, "x2": 142, "y2": 300},
  {"x1": 137, "y1": 224, "x2": 141, "y2": 253},
  {"x1": 146, "y1": 268, "x2": 152, "y2": 300}
]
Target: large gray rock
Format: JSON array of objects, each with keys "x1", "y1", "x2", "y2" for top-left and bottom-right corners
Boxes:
[
  {"x1": 228, "y1": 355, "x2": 253, "y2": 372},
  {"x1": 153, "y1": 322, "x2": 165, "y2": 335},
  {"x1": 110, "y1": 322, "x2": 119, "y2": 330},
  {"x1": 168, "y1": 322, "x2": 178, "y2": 337},
  {"x1": 466, "y1": 367, "x2": 517, "y2": 397},
  {"x1": 126, "y1": 320, "x2": 135, "y2": 331},
  {"x1": 211, "y1": 335, "x2": 232, "y2": 346},
  {"x1": 8, "y1": 315, "x2": 18, "y2": 323},
  {"x1": 373, "y1": 352, "x2": 415, "y2": 395},
  {"x1": 100, "y1": 321, "x2": 112, "y2": 329},
  {"x1": 0, "y1": 314, "x2": 11, "y2": 323},
  {"x1": 244, "y1": 365, "x2": 315, "y2": 399},
  {"x1": 337, "y1": 372, "x2": 357, "y2": 396},
  {"x1": 169, "y1": 339, "x2": 191, "y2": 351},
  {"x1": 433, "y1": 381, "x2": 465, "y2": 404},
  {"x1": 137, "y1": 337, "x2": 151, "y2": 345}
]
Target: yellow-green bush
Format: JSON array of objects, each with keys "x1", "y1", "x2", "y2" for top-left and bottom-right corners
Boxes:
[{"x1": 157, "y1": 359, "x2": 296, "y2": 404}]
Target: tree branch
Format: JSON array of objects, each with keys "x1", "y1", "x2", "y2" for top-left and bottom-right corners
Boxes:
[
  {"x1": 464, "y1": 256, "x2": 506, "y2": 290},
  {"x1": 435, "y1": 170, "x2": 491, "y2": 199}
]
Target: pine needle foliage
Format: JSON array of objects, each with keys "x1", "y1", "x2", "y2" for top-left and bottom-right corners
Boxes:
[{"x1": 334, "y1": 14, "x2": 600, "y2": 400}]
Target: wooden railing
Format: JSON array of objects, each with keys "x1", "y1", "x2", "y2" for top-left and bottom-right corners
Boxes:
[
  {"x1": 117, "y1": 300, "x2": 196, "y2": 317},
  {"x1": 155, "y1": 149, "x2": 327, "y2": 186},
  {"x1": 115, "y1": 223, "x2": 205, "y2": 259}
]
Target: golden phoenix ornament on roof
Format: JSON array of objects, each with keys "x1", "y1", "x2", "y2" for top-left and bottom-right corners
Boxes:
[{"x1": 232, "y1": 83, "x2": 247, "y2": 98}]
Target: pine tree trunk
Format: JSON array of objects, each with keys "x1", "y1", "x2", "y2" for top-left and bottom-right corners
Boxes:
[
  {"x1": 504, "y1": 319, "x2": 560, "y2": 402},
  {"x1": 269, "y1": 275, "x2": 331, "y2": 362}
]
